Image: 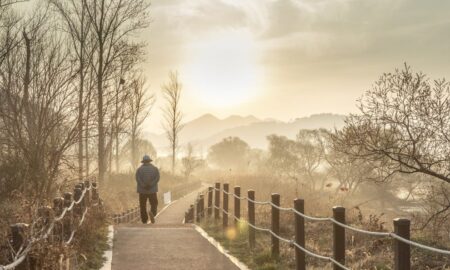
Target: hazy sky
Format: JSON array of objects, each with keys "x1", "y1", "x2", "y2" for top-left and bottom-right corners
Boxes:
[
  {"x1": 141, "y1": 0, "x2": 450, "y2": 132},
  {"x1": 19, "y1": 0, "x2": 450, "y2": 132}
]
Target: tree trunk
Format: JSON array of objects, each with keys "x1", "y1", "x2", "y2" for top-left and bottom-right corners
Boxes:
[
  {"x1": 131, "y1": 131, "x2": 136, "y2": 170},
  {"x1": 115, "y1": 82, "x2": 119, "y2": 173},
  {"x1": 77, "y1": 61, "x2": 84, "y2": 181},
  {"x1": 85, "y1": 90, "x2": 91, "y2": 178},
  {"x1": 97, "y1": 42, "x2": 105, "y2": 183},
  {"x1": 77, "y1": 8, "x2": 86, "y2": 181},
  {"x1": 108, "y1": 124, "x2": 113, "y2": 176},
  {"x1": 172, "y1": 143, "x2": 175, "y2": 174}
]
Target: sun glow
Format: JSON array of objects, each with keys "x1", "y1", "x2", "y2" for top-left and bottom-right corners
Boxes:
[{"x1": 185, "y1": 30, "x2": 262, "y2": 108}]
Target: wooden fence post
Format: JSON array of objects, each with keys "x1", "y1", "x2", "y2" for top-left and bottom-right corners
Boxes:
[
  {"x1": 214, "y1": 183, "x2": 221, "y2": 220},
  {"x1": 196, "y1": 197, "x2": 201, "y2": 223},
  {"x1": 223, "y1": 183, "x2": 229, "y2": 229},
  {"x1": 34, "y1": 207, "x2": 51, "y2": 269},
  {"x1": 189, "y1": 205, "x2": 194, "y2": 223},
  {"x1": 39, "y1": 206, "x2": 52, "y2": 227},
  {"x1": 53, "y1": 197, "x2": 64, "y2": 242},
  {"x1": 186, "y1": 206, "x2": 192, "y2": 223},
  {"x1": 394, "y1": 218, "x2": 411, "y2": 270},
  {"x1": 73, "y1": 187, "x2": 82, "y2": 216},
  {"x1": 63, "y1": 192, "x2": 73, "y2": 242},
  {"x1": 200, "y1": 194, "x2": 205, "y2": 219},
  {"x1": 234, "y1": 186, "x2": 241, "y2": 226},
  {"x1": 294, "y1": 199, "x2": 305, "y2": 270},
  {"x1": 333, "y1": 206, "x2": 346, "y2": 270},
  {"x1": 10, "y1": 223, "x2": 28, "y2": 270},
  {"x1": 79, "y1": 181, "x2": 85, "y2": 193},
  {"x1": 271, "y1": 193, "x2": 280, "y2": 258},
  {"x1": 78, "y1": 182, "x2": 86, "y2": 210},
  {"x1": 207, "y1": 187, "x2": 213, "y2": 216},
  {"x1": 248, "y1": 190, "x2": 255, "y2": 249},
  {"x1": 92, "y1": 182, "x2": 99, "y2": 201},
  {"x1": 84, "y1": 180, "x2": 91, "y2": 206}
]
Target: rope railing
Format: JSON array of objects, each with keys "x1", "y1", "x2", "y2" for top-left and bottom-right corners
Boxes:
[
  {"x1": 190, "y1": 183, "x2": 450, "y2": 270},
  {"x1": 0, "y1": 181, "x2": 101, "y2": 270},
  {"x1": 219, "y1": 202, "x2": 352, "y2": 270},
  {"x1": 217, "y1": 185, "x2": 450, "y2": 256}
]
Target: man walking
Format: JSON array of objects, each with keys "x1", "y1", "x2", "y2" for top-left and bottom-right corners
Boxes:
[{"x1": 136, "y1": 155, "x2": 160, "y2": 224}]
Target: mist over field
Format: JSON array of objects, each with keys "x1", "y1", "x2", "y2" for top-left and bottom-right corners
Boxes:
[{"x1": 1, "y1": 0, "x2": 449, "y2": 269}]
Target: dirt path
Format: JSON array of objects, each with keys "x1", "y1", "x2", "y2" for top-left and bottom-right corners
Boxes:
[{"x1": 110, "y1": 191, "x2": 241, "y2": 270}]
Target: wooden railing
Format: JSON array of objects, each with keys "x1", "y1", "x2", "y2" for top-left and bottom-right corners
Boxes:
[
  {"x1": 0, "y1": 181, "x2": 102, "y2": 270},
  {"x1": 187, "y1": 182, "x2": 450, "y2": 270}
]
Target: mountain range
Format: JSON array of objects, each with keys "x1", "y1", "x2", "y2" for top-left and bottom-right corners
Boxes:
[{"x1": 144, "y1": 113, "x2": 346, "y2": 154}]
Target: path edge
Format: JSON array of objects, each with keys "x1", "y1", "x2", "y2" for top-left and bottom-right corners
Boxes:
[
  {"x1": 100, "y1": 225, "x2": 114, "y2": 270},
  {"x1": 194, "y1": 225, "x2": 250, "y2": 270}
]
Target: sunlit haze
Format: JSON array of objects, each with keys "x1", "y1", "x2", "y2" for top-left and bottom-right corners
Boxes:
[
  {"x1": 186, "y1": 30, "x2": 262, "y2": 108},
  {"x1": 2, "y1": 1, "x2": 450, "y2": 268},
  {"x1": 143, "y1": 0, "x2": 450, "y2": 132}
]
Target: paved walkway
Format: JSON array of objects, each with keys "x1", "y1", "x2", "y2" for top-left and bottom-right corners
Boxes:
[{"x1": 111, "y1": 191, "x2": 241, "y2": 270}]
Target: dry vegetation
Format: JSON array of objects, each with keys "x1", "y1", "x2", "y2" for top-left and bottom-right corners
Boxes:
[
  {"x1": 0, "y1": 188, "x2": 109, "y2": 269},
  {"x1": 200, "y1": 174, "x2": 450, "y2": 270},
  {"x1": 0, "y1": 0, "x2": 153, "y2": 267}
]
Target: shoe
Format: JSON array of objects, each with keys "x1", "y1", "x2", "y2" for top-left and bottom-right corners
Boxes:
[
  {"x1": 146, "y1": 220, "x2": 152, "y2": 225},
  {"x1": 149, "y1": 212, "x2": 156, "y2": 224}
]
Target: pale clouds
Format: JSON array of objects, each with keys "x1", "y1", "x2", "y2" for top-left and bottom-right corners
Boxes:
[{"x1": 143, "y1": 0, "x2": 450, "y2": 132}]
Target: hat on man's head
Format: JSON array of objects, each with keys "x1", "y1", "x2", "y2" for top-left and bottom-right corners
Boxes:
[{"x1": 141, "y1": 154, "x2": 153, "y2": 163}]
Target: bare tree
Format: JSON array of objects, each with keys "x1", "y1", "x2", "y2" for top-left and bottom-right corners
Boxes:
[
  {"x1": 111, "y1": 44, "x2": 143, "y2": 172},
  {"x1": 332, "y1": 64, "x2": 450, "y2": 225},
  {"x1": 0, "y1": 9, "x2": 79, "y2": 197},
  {"x1": 82, "y1": 0, "x2": 150, "y2": 183},
  {"x1": 0, "y1": 5, "x2": 22, "y2": 66},
  {"x1": 126, "y1": 73, "x2": 154, "y2": 170},
  {"x1": 332, "y1": 65, "x2": 450, "y2": 184},
  {"x1": 0, "y1": 0, "x2": 28, "y2": 8},
  {"x1": 296, "y1": 129, "x2": 326, "y2": 190},
  {"x1": 182, "y1": 143, "x2": 203, "y2": 179},
  {"x1": 162, "y1": 71, "x2": 183, "y2": 174},
  {"x1": 49, "y1": 0, "x2": 93, "y2": 181},
  {"x1": 267, "y1": 130, "x2": 326, "y2": 194},
  {"x1": 325, "y1": 146, "x2": 373, "y2": 194}
]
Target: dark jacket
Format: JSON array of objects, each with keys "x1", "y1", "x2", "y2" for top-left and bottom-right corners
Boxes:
[{"x1": 135, "y1": 163, "x2": 160, "y2": 194}]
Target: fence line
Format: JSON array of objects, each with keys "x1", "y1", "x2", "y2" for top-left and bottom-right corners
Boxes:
[
  {"x1": 186, "y1": 183, "x2": 450, "y2": 270},
  {"x1": 112, "y1": 181, "x2": 203, "y2": 225},
  {"x1": 0, "y1": 181, "x2": 101, "y2": 270},
  {"x1": 216, "y1": 186, "x2": 450, "y2": 256}
]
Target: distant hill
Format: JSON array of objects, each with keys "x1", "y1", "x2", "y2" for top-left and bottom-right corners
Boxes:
[
  {"x1": 200, "y1": 113, "x2": 346, "y2": 149},
  {"x1": 144, "y1": 113, "x2": 346, "y2": 154},
  {"x1": 180, "y1": 114, "x2": 260, "y2": 142}
]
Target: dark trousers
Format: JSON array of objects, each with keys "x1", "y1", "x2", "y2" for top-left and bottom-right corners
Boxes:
[{"x1": 139, "y1": 193, "x2": 158, "y2": 223}]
